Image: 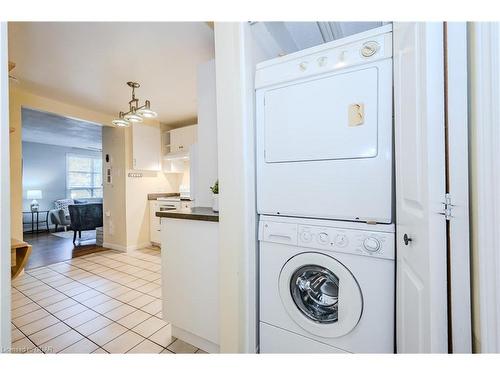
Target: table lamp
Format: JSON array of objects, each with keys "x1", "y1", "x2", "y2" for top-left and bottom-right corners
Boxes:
[{"x1": 27, "y1": 190, "x2": 42, "y2": 212}]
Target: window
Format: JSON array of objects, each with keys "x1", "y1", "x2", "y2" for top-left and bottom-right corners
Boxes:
[{"x1": 66, "y1": 154, "x2": 103, "y2": 199}]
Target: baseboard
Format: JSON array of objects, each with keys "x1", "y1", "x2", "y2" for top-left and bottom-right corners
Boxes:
[
  {"x1": 102, "y1": 242, "x2": 127, "y2": 252},
  {"x1": 125, "y1": 242, "x2": 152, "y2": 252},
  {"x1": 103, "y1": 241, "x2": 153, "y2": 252},
  {"x1": 171, "y1": 326, "x2": 219, "y2": 353}
]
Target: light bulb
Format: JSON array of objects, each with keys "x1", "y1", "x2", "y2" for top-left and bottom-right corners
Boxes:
[
  {"x1": 123, "y1": 113, "x2": 143, "y2": 123},
  {"x1": 137, "y1": 108, "x2": 158, "y2": 118},
  {"x1": 112, "y1": 118, "x2": 130, "y2": 127}
]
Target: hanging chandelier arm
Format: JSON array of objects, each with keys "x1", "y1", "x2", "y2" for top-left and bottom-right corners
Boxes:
[{"x1": 114, "y1": 82, "x2": 156, "y2": 123}]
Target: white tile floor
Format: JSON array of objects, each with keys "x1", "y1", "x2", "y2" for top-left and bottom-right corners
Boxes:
[{"x1": 10, "y1": 247, "x2": 206, "y2": 354}]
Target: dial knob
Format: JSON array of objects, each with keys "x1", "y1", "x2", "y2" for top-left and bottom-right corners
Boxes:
[
  {"x1": 318, "y1": 232, "x2": 329, "y2": 244},
  {"x1": 317, "y1": 56, "x2": 328, "y2": 67},
  {"x1": 361, "y1": 41, "x2": 379, "y2": 57},
  {"x1": 335, "y1": 234, "x2": 348, "y2": 247},
  {"x1": 363, "y1": 237, "x2": 381, "y2": 253},
  {"x1": 300, "y1": 231, "x2": 313, "y2": 243}
]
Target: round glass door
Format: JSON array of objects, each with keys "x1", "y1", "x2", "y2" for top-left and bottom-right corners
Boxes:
[
  {"x1": 290, "y1": 265, "x2": 339, "y2": 323},
  {"x1": 279, "y1": 252, "x2": 363, "y2": 338}
]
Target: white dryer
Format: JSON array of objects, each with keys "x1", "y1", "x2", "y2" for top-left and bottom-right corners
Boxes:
[
  {"x1": 259, "y1": 215, "x2": 395, "y2": 353},
  {"x1": 255, "y1": 25, "x2": 393, "y2": 223}
]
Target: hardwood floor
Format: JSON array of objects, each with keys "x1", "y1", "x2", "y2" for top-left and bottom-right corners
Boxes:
[{"x1": 23, "y1": 230, "x2": 107, "y2": 270}]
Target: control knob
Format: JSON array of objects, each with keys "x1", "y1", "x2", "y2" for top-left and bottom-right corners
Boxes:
[
  {"x1": 363, "y1": 237, "x2": 381, "y2": 253},
  {"x1": 317, "y1": 232, "x2": 329, "y2": 244},
  {"x1": 361, "y1": 41, "x2": 380, "y2": 57},
  {"x1": 335, "y1": 234, "x2": 348, "y2": 247},
  {"x1": 300, "y1": 231, "x2": 313, "y2": 243}
]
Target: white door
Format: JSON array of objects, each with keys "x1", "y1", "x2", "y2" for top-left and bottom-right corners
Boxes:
[
  {"x1": 263, "y1": 67, "x2": 379, "y2": 163},
  {"x1": 0, "y1": 22, "x2": 12, "y2": 350},
  {"x1": 394, "y1": 22, "x2": 448, "y2": 353}
]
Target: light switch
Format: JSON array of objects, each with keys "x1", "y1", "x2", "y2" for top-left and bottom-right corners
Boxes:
[{"x1": 348, "y1": 103, "x2": 364, "y2": 127}]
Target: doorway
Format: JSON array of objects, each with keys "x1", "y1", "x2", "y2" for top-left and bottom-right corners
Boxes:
[{"x1": 21, "y1": 108, "x2": 106, "y2": 268}]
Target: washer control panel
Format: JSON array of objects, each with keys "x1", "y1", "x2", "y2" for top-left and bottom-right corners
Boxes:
[{"x1": 297, "y1": 225, "x2": 395, "y2": 260}]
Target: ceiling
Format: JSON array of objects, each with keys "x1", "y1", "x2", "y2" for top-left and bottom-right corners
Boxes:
[
  {"x1": 22, "y1": 107, "x2": 103, "y2": 151},
  {"x1": 8, "y1": 22, "x2": 215, "y2": 124}
]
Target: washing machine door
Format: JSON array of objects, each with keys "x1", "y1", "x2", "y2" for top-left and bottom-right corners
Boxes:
[{"x1": 279, "y1": 252, "x2": 363, "y2": 338}]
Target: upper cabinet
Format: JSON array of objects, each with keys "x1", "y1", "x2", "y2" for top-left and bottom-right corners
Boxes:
[
  {"x1": 132, "y1": 123, "x2": 161, "y2": 171},
  {"x1": 169, "y1": 124, "x2": 198, "y2": 153}
]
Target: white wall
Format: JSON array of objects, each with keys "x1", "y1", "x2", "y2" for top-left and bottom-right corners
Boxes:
[
  {"x1": 468, "y1": 22, "x2": 500, "y2": 353},
  {"x1": 22, "y1": 141, "x2": 101, "y2": 213},
  {"x1": 102, "y1": 124, "x2": 182, "y2": 251},
  {"x1": 0, "y1": 21, "x2": 11, "y2": 351},
  {"x1": 102, "y1": 126, "x2": 127, "y2": 250},
  {"x1": 194, "y1": 60, "x2": 218, "y2": 207},
  {"x1": 214, "y1": 22, "x2": 268, "y2": 353}
]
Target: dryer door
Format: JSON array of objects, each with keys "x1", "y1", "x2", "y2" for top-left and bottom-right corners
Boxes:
[
  {"x1": 264, "y1": 67, "x2": 378, "y2": 163},
  {"x1": 279, "y1": 252, "x2": 363, "y2": 338}
]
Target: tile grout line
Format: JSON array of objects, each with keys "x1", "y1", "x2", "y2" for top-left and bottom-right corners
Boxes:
[{"x1": 12, "y1": 249, "x2": 174, "y2": 353}]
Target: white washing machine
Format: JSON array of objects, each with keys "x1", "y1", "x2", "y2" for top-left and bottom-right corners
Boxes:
[
  {"x1": 255, "y1": 25, "x2": 393, "y2": 223},
  {"x1": 259, "y1": 215, "x2": 395, "y2": 353}
]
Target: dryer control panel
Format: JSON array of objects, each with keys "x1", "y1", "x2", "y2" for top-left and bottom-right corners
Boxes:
[
  {"x1": 255, "y1": 25, "x2": 393, "y2": 90},
  {"x1": 297, "y1": 224, "x2": 395, "y2": 260}
]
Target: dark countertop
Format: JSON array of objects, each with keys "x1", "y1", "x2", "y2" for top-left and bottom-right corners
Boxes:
[
  {"x1": 147, "y1": 193, "x2": 180, "y2": 200},
  {"x1": 156, "y1": 207, "x2": 219, "y2": 222}
]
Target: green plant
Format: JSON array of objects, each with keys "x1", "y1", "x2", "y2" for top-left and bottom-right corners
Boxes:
[{"x1": 210, "y1": 180, "x2": 219, "y2": 194}]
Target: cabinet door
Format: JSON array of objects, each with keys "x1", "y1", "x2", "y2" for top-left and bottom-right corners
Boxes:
[
  {"x1": 169, "y1": 125, "x2": 198, "y2": 153},
  {"x1": 132, "y1": 123, "x2": 161, "y2": 171},
  {"x1": 181, "y1": 201, "x2": 192, "y2": 209},
  {"x1": 170, "y1": 128, "x2": 183, "y2": 152},
  {"x1": 183, "y1": 124, "x2": 198, "y2": 148},
  {"x1": 149, "y1": 202, "x2": 161, "y2": 244}
]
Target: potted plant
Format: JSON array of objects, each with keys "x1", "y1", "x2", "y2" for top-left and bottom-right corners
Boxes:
[{"x1": 210, "y1": 180, "x2": 219, "y2": 212}]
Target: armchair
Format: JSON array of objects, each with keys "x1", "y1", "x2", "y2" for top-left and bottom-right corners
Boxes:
[
  {"x1": 68, "y1": 203, "x2": 103, "y2": 245},
  {"x1": 49, "y1": 199, "x2": 73, "y2": 231}
]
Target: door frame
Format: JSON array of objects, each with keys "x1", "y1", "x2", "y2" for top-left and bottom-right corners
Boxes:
[
  {"x1": 445, "y1": 22, "x2": 472, "y2": 353},
  {"x1": 0, "y1": 21, "x2": 12, "y2": 351},
  {"x1": 469, "y1": 22, "x2": 500, "y2": 353}
]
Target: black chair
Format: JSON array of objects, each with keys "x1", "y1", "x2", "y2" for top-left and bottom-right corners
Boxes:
[{"x1": 68, "y1": 203, "x2": 103, "y2": 245}]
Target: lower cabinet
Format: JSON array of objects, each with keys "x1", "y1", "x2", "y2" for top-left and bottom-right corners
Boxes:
[
  {"x1": 181, "y1": 200, "x2": 193, "y2": 210},
  {"x1": 149, "y1": 201, "x2": 161, "y2": 245}
]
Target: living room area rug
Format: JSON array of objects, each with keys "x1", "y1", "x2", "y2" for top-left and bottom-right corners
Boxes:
[{"x1": 51, "y1": 229, "x2": 96, "y2": 241}]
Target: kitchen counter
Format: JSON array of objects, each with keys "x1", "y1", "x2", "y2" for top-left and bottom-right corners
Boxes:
[
  {"x1": 156, "y1": 207, "x2": 219, "y2": 222},
  {"x1": 147, "y1": 192, "x2": 180, "y2": 200}
]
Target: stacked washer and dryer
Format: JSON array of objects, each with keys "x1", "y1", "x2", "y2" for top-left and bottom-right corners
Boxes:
[{"x1": 256, "y1": 25, "x2": 395, "y2": 353}]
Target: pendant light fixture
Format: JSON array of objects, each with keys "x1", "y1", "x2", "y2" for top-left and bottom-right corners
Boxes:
[{"x1": 112, "y1": 82, "x2": 158, "y2": 127}]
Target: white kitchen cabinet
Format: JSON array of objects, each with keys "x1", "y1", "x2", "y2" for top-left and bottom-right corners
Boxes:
[
  {"x1": 180, "y1": 200, "x2": 193, "y2": 209},
  {"x1": 150, "y1": 199, "x2": 181, "y2": 245},
  {"x1": 132, "y1": 123, "x2": 161, "y2": 171},
  {"x1": 169, "y1": 124, "x2": 197, "y2": 153},
  {"x1": 149, "y1": 201, "x2": 162, "y2": 245},
  {"x1": 162, "y1": 216, "x2": 219, "y2": 352}
]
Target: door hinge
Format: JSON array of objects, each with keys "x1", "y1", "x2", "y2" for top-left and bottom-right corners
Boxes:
[{"x1": 440, "y1": 193, "x2": 454, "y2": 220}]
